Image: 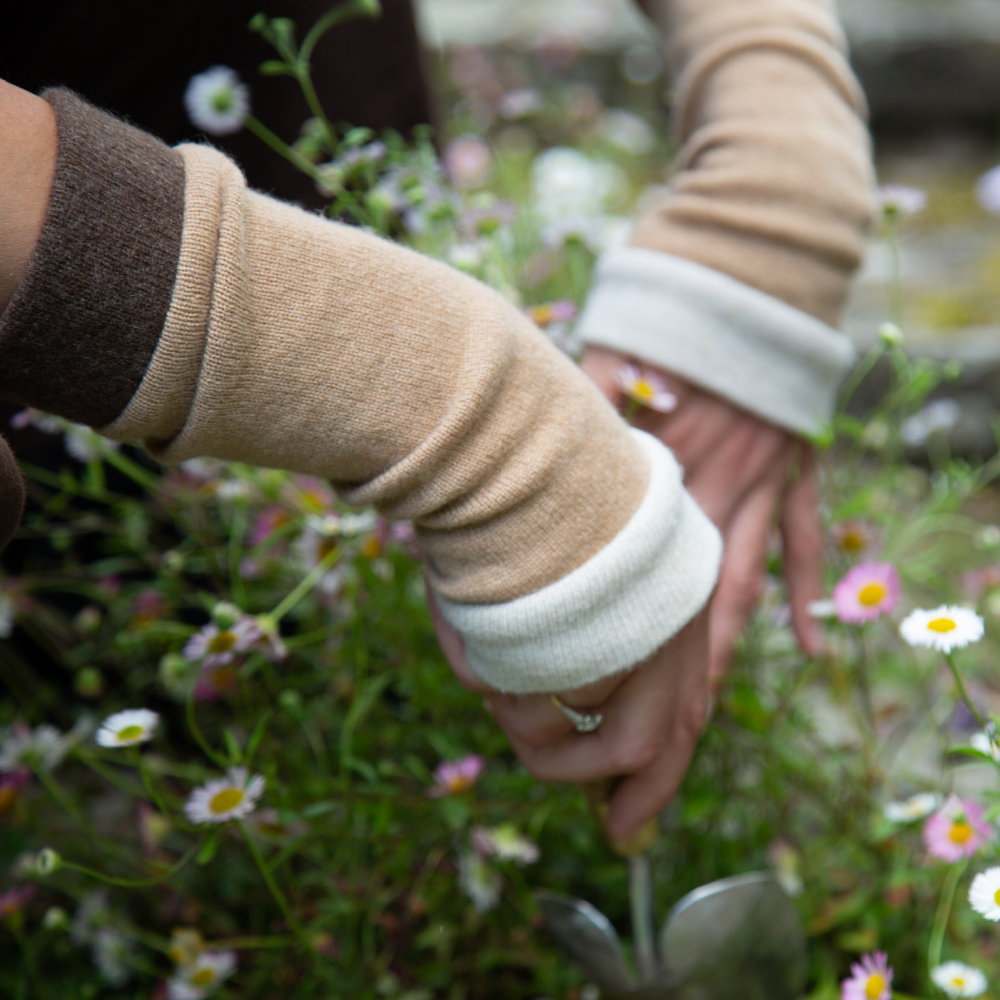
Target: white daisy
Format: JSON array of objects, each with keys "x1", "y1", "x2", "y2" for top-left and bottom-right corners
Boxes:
[
  {"x1": 184, "y1": 67, "x2": 249, "y2": 137},
  {"x1": 471, "y1": 824, "x2": 540, "y2": 865},
  {"x1": 0, "y1": 722, "x2": 69, "y2": 772},
  {"x1": 878, "y1": 184, "x2": 927, "y2": 216},
  {"x1": 168, "y1": 950, "x2": 237, "y2": 1000},
  {"x1": 884, "y1": 792, "x2": 941, "y2": 823},
  {"x1": 95, "y1": 709, "x2": 159, "y2": 748},
  {"x1": 184, "y1": 767, "x2": 265, "y2": 825},
  {"x1": 806, "y1": 599, "x2": 837, "y2": 619},
  {"x1": 899, "y1": 606, "x2": 984, "y2": 653},
  {"x1": 970, "y1": 731, "x2": 1000, "y2": 762},
  {"x1": 969, "y1": 866, "x2": 1000, "y2": 921},
  {"x1": 931, "y1": 961, "x2": 988, "y2": 997}
]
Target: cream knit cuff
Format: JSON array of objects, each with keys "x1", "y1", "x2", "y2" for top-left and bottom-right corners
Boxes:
[
  {"x1": 434, "y1": 430, "x2": 722, "y2": 694},
  {"x1": 577, "y1": 249, "x2": 857, "y2": 437}
]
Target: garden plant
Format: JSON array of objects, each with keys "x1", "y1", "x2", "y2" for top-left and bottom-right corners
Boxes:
[{"x1": 6, "y1": 4, "x2": 1000, "y2": 999}]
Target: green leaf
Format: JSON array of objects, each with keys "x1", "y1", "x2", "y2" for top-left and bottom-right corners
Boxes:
[
  {"x1": 244, "y1": 711, "x2": 271, "y2": 769},
  {"x1": 438, "y1": 796, "x2": 470, "y2": 831},
  {"x1": 301, "y1": 800, "x2": 337, "y2": 819},
  {"x1": 223, "y1": 729, "x2": 243, "y2": 765},
  {"x1": 196, "y1": 832, "x2": 218, "y2": 865}
]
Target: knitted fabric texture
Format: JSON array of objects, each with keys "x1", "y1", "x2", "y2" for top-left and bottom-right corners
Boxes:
[
  {"x1": 436, "y1": 430, "x2": 722, "y2": 692},
  {"x1": 0, "y1": 90, "x2": 184, "y2": 427},
  {"x1": 105, "y1": 145, "x2": 695, "y2": 616}
]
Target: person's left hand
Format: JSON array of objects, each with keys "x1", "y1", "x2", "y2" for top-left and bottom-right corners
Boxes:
[{"x1": 582, "y1": 346, "x2": 825, "y2": 684}]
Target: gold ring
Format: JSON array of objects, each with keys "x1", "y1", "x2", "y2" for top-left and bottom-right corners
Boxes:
[{"x1": 551, "y1": 695, "x2": 603, "y2": 733}]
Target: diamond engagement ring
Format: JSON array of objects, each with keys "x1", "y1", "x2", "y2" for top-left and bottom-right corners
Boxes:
[{"x1": 550, "y1": 695, "x2": 603, "y2": 733}]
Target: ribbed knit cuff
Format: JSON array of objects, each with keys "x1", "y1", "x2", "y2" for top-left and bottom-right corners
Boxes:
[
  {"x1": 434, "y1": 430, "x2": 722, "y2": 694},
  {"x1": 577, "y1": 249, "x2": 857, "y2": 437}
]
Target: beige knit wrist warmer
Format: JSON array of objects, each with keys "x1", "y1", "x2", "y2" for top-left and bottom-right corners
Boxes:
[{"x1": 104, "y1": 144, "x2": 721, "y2": 691}]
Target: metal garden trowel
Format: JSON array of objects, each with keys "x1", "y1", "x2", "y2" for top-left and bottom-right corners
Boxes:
[{"x1": 537, "y1": 782, "x2": 807, "y2": 999}]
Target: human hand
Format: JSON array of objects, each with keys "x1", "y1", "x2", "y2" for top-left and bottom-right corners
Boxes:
[
  {"x1": 582, "y1": 346, "x2": 824, "y2": 683},
  {"x1": 428, "y1": 584, "x2": 711, "y2": 845}
]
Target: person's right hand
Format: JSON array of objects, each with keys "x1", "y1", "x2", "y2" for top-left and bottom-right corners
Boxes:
[{"x1": 429, "y1": 584, "x2": 711, "y2": 846}]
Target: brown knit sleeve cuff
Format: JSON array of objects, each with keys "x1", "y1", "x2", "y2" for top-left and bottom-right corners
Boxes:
[{"x1": 0, "y1": 89, "x2": 186, "y2": 428}]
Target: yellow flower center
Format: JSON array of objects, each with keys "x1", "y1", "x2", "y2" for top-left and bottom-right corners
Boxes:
[
  {"x1": 993, "y1": 887, "x2": 1000, "y2": 906},
  {"x1": 841, "y1": 531, "x2": 866, "y2": 552},
  {"x1": 528, "y1": 305, "x2": 555, "y2": 327},
  {"x1": 949, "y1": 821, "x2": 973, "y2": 843},
  {"x1": 191, "y1": 969, "x2": 216, "y2": 987},
  {"x1": 210, "y1": 788, "x2": 244, "y2": 813},
  {"x1": 951, "y1": 978, "x2": 966, "y2": 988},
  {"x1": 207, "y1": 630, "x2": 237, "y2": 653},
  {"x1": 116, "y1": 725, "x2": 144, "y2": 741},
  {"x1": 631, "y1": 379, "x2": 655, "y2": 402},
  {"x1": 858, "y1": 583, "x2": 887, "y2": 606},
  {"x1": 0, "y1": 788, "x2": 16, "y2": 811},
  {"x1": 447, "y1": 776, "x2": 472, "y2": 793},
  {"x1": 865, "y1": 973, "x2": 886, "y2": 998},
  {"x1": 928, "y1": 617, "x2": 957, "y2": 633}
]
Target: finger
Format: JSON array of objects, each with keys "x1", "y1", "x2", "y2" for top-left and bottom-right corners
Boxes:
[
  {"x1": 606, "y1": 625, "x2": 709, "y2": 842},
  {"x1": 580, "y1": 346, "x2": 629, "y2": 406},
  {"x1": 682, "y1": 421, "x2": 789, "y2": 528},
  {"x1": 708, "y1": 468, "x2": 785, "y2": 682},
  {"x1": 485, "y1": 693, "x2": 575, "y2": 748},
  {"x1": 425, "y1": 582, "x2": 496, "y2": 694},
  {"x1": 781, "y1": 453, "x2": 825, "y2": 657}
]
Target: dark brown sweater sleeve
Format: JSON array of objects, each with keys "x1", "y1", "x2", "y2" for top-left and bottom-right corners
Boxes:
[
  {"x1": 0, "y1": 436, "x2": 25, "y2": 553},
  {"x1": 0, "y1": 90, "x2": 185, "y2": 427}
]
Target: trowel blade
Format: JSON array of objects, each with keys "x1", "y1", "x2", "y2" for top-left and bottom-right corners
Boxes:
[
  {"x1": 536, "y1": 891, "x2": 635, "y2": 994},
  {"x1": 658, "y1": 871, "x2": 807, "y2": 1000}
]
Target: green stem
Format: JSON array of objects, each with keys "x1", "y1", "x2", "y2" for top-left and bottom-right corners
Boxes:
[
  {"x1": 244, "y1": 114, "x2": 322, "y2": 181},
  {"x1": 35, "y1": 766, "x2": 84, "y2": 825},
  {"x1": 838, "y1": 343, "x2": 886, "y2": 414},
  {"x1": 928, "y1": 860, "x2": 967, "y2": 975},
  {"x1": 186, "y1": 683, "x2": 230, "y2": 769},
  {"x1": 60, "y1": 839, "x2": 202, "y2": 888},
  {"x1": 945, "y1": 654, "x2": 987, "y2": 731},
  {"x1": 628, "y1": 851, "x2": 659, "y2": 983},
  {"x1": 101, "y1": 447, "x2": 162, "y2": 492},
  {"x1": 259, "y1": 546, "x2": 340, "y2": 629},
  {"x1": 133, "y1": 749, "x2": 184, "y2": 828},
  {"x1": 237, "y1": 820, "x2": 302, "y2": 936},
  {"x1": 884, "y1": 209, "x2": 904, "y2": 330}
]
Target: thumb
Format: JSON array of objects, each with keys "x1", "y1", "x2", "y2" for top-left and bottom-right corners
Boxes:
[{"x1": 0, "y1": 434, "x2": 24, "y2": 553}]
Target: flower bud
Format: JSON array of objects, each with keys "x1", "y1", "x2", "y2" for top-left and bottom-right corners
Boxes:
[
  {"x1": 278, "y1": 689, "x2": 303, "y2": 714},
  {"x1": 211, "y1": 602, "x2": 243, "y2": 629},
  {"x1": 43, "y1": 906, "x2": 69, "y2": 930},
  {"x1": 35, "y1": 848, "x2": 61, "y2": 875},
  {"x1": 879, "y1": 322, "x2": 904, "y2": 348}
]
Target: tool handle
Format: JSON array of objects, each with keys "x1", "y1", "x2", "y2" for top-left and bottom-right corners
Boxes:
[{"x1": 579, "y1": 778, "x2": 659, "y2": 857}]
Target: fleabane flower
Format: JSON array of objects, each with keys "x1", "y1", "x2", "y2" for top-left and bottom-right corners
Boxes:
[
  {"x1": 472, "y1": 824, "x2": 540, "y2": 865},
  {"x1": 457, "y1": 851, "x2": 501, "y2": 913},
  {"x1": 831, "y1": 520, "x2": 877, "y2": 557},
  {"x1": 923, "y1": 795, "x2": 991, "y2": 862},
  {"x1": 524, "y1": 301, "x2": 578, "y2": 328},
  {"x1": 95, "y1": 709, "x2": 159, "y2": 748},
  {"x1": 969, "y1": 866, "x2": 1000, "y2": 921},
  {"x1": 884, "y1": 792, "x2": 940, "y2": 823},
  {"x1": 931, "y1": 962, "x2": 988, "y2": 998},
  {"x1": 184, "y1": 67, "x2": 249, "y2": 136},
  {"x1": 184, "y1": 767, "x2": 265, "y2": 825},
  {"x1": 900, "y1": 606, "x2": 984, "y2": 653},
  {"x1": 833, "y1": 562, "x2": 900, "y2": 624},
  {"x1": 0, "y1": 885, "x2": 34, "y2": 920},
  {"x1": 970, "y1": 731, "x2": 1000, "y2": 762},
  {"x1": 878, "y1": 184, "x2": 927, "y2": 216},
  {"x1": 841, "y1": 951, "x2": 892, "y2": 1000},
  {"x1": 168, "y1": 950, "x2": 237, "y2": 1000},
  {"x1": 0, "y1": 722, "x2": 69, "y2": 772},
  {"x1": 182, "y1": 618, "x2": 262, "y2": 668},
  {"x1": 617, "y1": 365, "x2": 677, "y2": 413},
  {"x1": 428, "y1": 755, "x2": 485, "y2": 797}
]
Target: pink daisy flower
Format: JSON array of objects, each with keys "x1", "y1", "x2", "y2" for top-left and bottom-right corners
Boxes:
[
  {"x1": 250, "y1": 505, "x2": 291, "y2": 547},
  {"x1": 841, "y1": 951, "x2": 893, "y2": 1000},
  {"x1": 524, "y1": 301, "x2": 578, "y2": 328},
  {"x1": 924, "y1": 794, "x2": 992, "y2": 862},
  {"x1": 0, "y1": 885, "x2": 34, "y2": 920},
  {"x1": 833, "y1": 562, "x2": 900, "y2": 624},
  {"x1": 428, "y1": 755, "x2": 485, "y2": 797},
  {"x1": 182, "y1": 618, "x2": 262, "y2": 668},
  {"x1": 617, "y1": 365, "x2": 677, "y2": 414}
]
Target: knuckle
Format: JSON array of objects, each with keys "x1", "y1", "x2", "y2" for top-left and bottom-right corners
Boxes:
[
  {"x1": 610, "y1": 734, "x2": 661, "y2": 773},
  {"x1": 725, "y1": 572, "x2": 762, "y2": 609}
]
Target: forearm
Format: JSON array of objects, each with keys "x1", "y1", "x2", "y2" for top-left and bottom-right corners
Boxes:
[
  {"x1": 0, "y1": 80, "x2": 56, "y2": 311},
  {"x1": 0, "y1": 88, "x2": 722, "y2": 692},
  {"x1": 578, "y1": 0, "x2": 875, "y2": 436}
]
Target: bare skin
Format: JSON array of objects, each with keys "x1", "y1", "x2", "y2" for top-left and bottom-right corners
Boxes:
[
  {"x1": 0, "y1": 79, "x2": 57, "y2": 312},
  {"x1": 582, "y1": 345, "x2": 825, "y2": 683}
]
